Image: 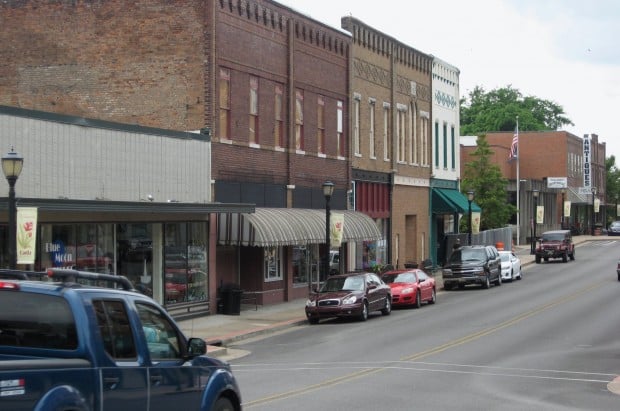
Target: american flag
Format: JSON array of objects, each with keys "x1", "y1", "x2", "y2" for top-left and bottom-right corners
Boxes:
[{"x1": 509, "y1": 125, "x2": 518, "y2": 160}]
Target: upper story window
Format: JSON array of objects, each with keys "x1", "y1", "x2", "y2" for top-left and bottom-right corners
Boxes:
[
  {"x1": 369, "y1": 99, "x2": 376, "y2": 159},
  {"x1": 443, "y1": 122, "x2": 448, "y2": 168},
  {"x1": 409, "y1": 102, "x2": 417, "y2": 164},
  {"x1": 274, "y1": 85, "x2": 284, "y2": 148},
  {"x1": 219, "y1": 68, "x2": 231, "y2": 140},
  {"x1": 451, "y1": 125, "x2": 456, "y2": 169},
  {"x1": 337, "y1": 100, "x2": 345, "y2": 157},
  {"x1": 318, "y1": 96, "x2": 325, "y2": 155},
  {"x1": 295, "y1": 89, "x2": 304, "y2": 151},
  {"x1": 397, "y1": 104, "x2": 407, "y2": 163},
  {"x1": 353, "y1": 94, "x2": 361, "y2": 156},
  {"x1": 383, "y1": 103, "x2": 390, "y2": 161},
  {"x1": 249, "y1": 76, "x2": 259, "y2": 145}
]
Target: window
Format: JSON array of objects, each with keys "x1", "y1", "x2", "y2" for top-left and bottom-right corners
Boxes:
[
  {"x1": 93, "y1": 300, "x2": 136, "y2": 360},
  {"x1": 292, "y1": 244, "x2": 319, "y2": 285},
  {"x1": 383, "y1": 104, "x2": 390, "y2": 161},
  {"x1": 397, "y1": 104, "x2": 407, "y2": 162},
  {"x1": 295, "y1": 89, "x2": 304, "y2": 151},
  {"x1": 274, "y1": 85, "x2": 284, "y2": 148},
  {"x1": 422, "y1": 114, "x2": 429, "y2": 166},
  {"x1": 264, "y1": 246, "x2": 282, "y2": 281},
  {"x1": 318, "y1": 96, "x2": 325, "y2": 154},
  {"x1": 411, "y1": 103, "x2": 417, "y2": 164},
  {"x1": 136, "y1": 302, "x2": 182, "y2": 360},
  {"x1": 443, "y1": 122, "x2": 448, "y2": 168},
  {"x1": 434, "y1": 121, "x2": 439, "y2": 167},
  {"x1": 451, "y1": 125, "x2": 456, "y2": 169},
  {"x1": 337, "y1": 100, "x2": 345, "y2": 157},
  {"x1": 353, "y1": 95, "x2": 361, "y2": 156},
  {"x1": 369, "y1": 99, "x2": 376, "y2": 158},
  {"x1": 219, "y1": 68, "x2": 231, "y2": 140},
  {"x1": 249, "y1": 76, "x2": 259, "y2": 144}
]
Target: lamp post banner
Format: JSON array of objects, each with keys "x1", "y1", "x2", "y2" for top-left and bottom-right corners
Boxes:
[
  {"x1": 564, "y1": 201, "x2": 571, "y2": 218},
  {"x1": 536, "y1": 206, "x2": 544, "y2": 224},
  {"x1": 330, "y1": 212, "x2": 344, "y2": 248},
  {"x1": 472, "y1": 212, "x2": 481, "y2": 234},
  {"x1": 17, "y1": 207, "x2": 37, "y2": 265},
  {"x1": 594, "y1": 198, "x2": 600, "y2": 213}
]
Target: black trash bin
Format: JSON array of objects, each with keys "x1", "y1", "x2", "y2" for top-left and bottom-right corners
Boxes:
[{"x1": 221, "y1": 286, "x2": 242, "y2": 315}]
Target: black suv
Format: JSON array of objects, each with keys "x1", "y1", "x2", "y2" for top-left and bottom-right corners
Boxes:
[
  {"x1": 442, "y1": 245, "x2": 502, "y2": 290},
  {"x1": 535, "y1": 229, "x2": 575, "y2": 263}
]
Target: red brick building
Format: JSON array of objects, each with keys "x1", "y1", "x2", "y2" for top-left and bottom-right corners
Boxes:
[{"x1": 461, "y1": 131, "x2": 606, "y2": 243}]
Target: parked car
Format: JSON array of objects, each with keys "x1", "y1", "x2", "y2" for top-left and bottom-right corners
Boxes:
[
  {"x1": 329, "y1": 250, "x2": 340, "y2": 275},
  {"x1": 305, "y1": 272, "x2": 391, "y2": 324},
  {"x1": 609, "y1": 221, "x2": 620, "y2": 236},
  {"x1": 498, "y1": 250, "x2": 522, "y2": 281},
  {"x1": 442, "y1": 245, "x2": 502, "y2": 290},
  {"x1": 381, "y1": 269, "x2": 436, "y2": 308},
  {"x1": 535, "y1": 229, "x2": 575, "y2": 263}
]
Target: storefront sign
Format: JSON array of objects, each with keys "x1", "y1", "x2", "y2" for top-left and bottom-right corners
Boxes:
[
  {"x1": 583, "y1": 135, "x2": 591, "y2": 188},
  {"x1": 17, "y1": 207, "x2": 38, "y2": 265},
  {"x1": 45, "y1": 240, "x2": 74, "y2": 267}
]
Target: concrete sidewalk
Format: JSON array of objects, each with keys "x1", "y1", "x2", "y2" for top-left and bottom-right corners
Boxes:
[{"x1": 177, "y1": 235, "x2": 607, "y2": 359}]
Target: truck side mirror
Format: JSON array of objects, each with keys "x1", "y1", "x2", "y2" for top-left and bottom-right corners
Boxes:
[{"x1": 188, "y1": 337, "x2": 207, "y2": 356}]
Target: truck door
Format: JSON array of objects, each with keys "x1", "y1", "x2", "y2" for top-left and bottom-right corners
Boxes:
[
  {"x1": 92, "y1": 299, "x2": 148, "y2": 411},
  {"x1": 135, "y1": 302, "x2": 203, "y2": 411}
]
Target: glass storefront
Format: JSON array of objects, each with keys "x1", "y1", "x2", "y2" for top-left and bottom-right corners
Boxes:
[{"x1": 292, "y1": 245, "x2": 319, "y2": 286}]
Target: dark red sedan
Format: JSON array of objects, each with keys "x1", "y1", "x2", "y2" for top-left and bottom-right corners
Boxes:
[
  {"x1": 381, "y1": 269, "x2": 436, "y2": 308},
  {"x1": 305, "y1": 272, "x2": 392, "y2": 324}
]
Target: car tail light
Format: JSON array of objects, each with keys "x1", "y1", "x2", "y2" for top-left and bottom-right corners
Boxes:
[{"x1": 0, "y1": 281, "x2": 20, "y2": 290}]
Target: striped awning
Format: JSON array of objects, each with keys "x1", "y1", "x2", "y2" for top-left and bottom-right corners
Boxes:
[
  {"x1": 567, "y1": 187, "x2": 591, "y2": 205},
  {"x1": 217, "y1": 208, "x2": 382, "y2": 247}
]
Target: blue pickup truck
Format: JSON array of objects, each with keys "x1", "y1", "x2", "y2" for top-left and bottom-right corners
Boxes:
[{"x1": 0, "y1": 269, "x2": 242, "y2": 411}]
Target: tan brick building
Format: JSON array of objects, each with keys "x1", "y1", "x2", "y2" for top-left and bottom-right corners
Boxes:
[{"x1": 341, "y1": 17, "x2": 432, "y2": 270}]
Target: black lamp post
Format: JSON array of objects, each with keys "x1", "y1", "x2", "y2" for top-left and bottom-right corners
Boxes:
[
  {"x1": 2, "y1": 148, "x2": 24, "y2": 269},
  {"x1": 467, "y1": 190, "x2": 474, "y2": 245},
  {"x1": 530, "y1": 189, "x2": 539, "y2": 255},
  {"x1": 322, "y1": 181, "x2": 334, "y2": 288},
  {"x1": 591, "y1": 187, "x2": 597, "y2": 235}
]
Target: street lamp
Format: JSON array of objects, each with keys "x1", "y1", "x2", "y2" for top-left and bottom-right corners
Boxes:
[
  {"x1": 2, "y1": 148, "x2": 24, "y2": 269},
  {"x1": 530, "y1": 189, "x2": 539, "y2": 255},
  {"x1": 467, "y1": 190, "x2": 474, "y2": 245},
  {"x1": 591, "y1": 186, "x2": 597, "y2": 235},
  {"x1": 322, "y1": 181, "x2": 334, "y2": 289}
]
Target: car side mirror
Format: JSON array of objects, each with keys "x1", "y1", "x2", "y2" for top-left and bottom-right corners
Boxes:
[
  {"x1": 188, "y1": 337, "x2": 207, "y2": 356},
  {"x1": 368, "y1": 283, "x2": 377, "y2": 290}
]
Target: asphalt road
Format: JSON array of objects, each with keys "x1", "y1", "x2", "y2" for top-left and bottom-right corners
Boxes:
[{"x1": 228, "y1": 240, "x2": 620, "y2": 410}]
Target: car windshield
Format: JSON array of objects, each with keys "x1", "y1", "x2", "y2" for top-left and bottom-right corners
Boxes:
[
  {"x1": 382, "y1": 272, "x2": 416, "y2": 284},
  {"x1": 499, "y1": 253, "x2": 510, "y2": 262},
  {"x1": 321, "y1": 276, "x2": 364, "y2": 292},
  {"x1": 449, "y1": 248, "x2": 486, "y2": 263},
  {"x1": 542, "y1": 233, "x2": 566, "y2": 241}
]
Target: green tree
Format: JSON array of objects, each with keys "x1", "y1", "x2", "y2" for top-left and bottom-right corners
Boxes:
[
  {"x1": 460, "y1": 85, "x2": 573, "y2": 135},
  {"x1": 605, "y1": 156, "x2": 620, "y2": 223},
  {"x1": 461, "y1": 134, "x2": 516, "y2": 230}
]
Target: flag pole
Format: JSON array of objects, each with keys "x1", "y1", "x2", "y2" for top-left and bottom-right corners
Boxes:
[{"x1": 516, "y1": 116, "x2": 520, "y2": 246}]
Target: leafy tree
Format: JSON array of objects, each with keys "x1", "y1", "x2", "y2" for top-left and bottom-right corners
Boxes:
[
  {"x1": 460, "y1": 85, "x2": 573, "y2": 135},
  {"x1": 461, "y1": 134, "x2": 516, "y2": 230},
  {"x1": 605, "y1": 156, "x2": 620, "y2": 223}
]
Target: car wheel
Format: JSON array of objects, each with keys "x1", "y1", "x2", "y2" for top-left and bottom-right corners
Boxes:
[
  {"x1": 212, "y1": 397, "x2": 235, "y2": 411},
  {"x1": 482, "y1": 276, "x2": 490, "y2": 289},
  {"x1": 517, "y1": 269, "x2": 522, "y2": 280},
  {"x1": 535, "y1": 255, "x2": 541, "y2": 264},
  {"x1": 562, "y1": 253, "x2": 568, "y2": 263},
  {"x1": 359, "y1": 301, "x2": 368, "y2": 321},
  {"x1": 570, "y1": 249, "x2": 575, "y2": 261},
  {"x1": 429, "y1": 288, "x2": 436, "y2": 304},
  {"x1": 414, "y1": 291, "x2": 422, "y2": 308},
  {"x1": 510, "y1": 269, "x2": 514, "y2": 282},
  {"x1": 381, "y1": 296, "x2": 392, "y2": 315},
  {"x1": 495, "y1": 272, "x2": 502, "y2": 286},
  {"x1": 308, "y1": 317, "x2": 319, "y2": 325},
  {"x1": 544, "y1": 257, "x2": 549, "y2": 262}
]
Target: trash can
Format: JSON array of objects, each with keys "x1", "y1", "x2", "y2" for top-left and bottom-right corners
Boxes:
[{"x1": 221, "y1": 287, "x2": 242, "y2": 315}]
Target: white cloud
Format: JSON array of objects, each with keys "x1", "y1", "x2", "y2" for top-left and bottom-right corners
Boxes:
[{"x1": 281, "y1": 0, "x2": 620, "y2": 160}]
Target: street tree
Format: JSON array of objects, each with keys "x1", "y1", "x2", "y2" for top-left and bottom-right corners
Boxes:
[
  {"x1": 605, "y1": 155, "x2": 620, "y2": 223},
  {"x1": 460, "y1": 85, "x2": 573, "y2": 135},
  {"x1": 461, "y1": 134, "x2": 516, "y2": 230}
]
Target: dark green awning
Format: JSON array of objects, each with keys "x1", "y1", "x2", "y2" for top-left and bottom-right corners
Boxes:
[{"x1": 432, "y1": 188, "x2": 481, "y2": 214}]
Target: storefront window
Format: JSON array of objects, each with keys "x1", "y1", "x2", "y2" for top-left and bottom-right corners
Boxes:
[
  {"x1": 117, "y1": 223, "x2": 153, "y2": 296},
  {"x1": 292, "y1": 245, "x2": 318, "y2": 285},
  {"x1": 164, "y1": 222, "x2": 208, "y2": 305},
  {"x1": 356, "y1": 218, "x2": 387, "y2": 271},
  {"x1": 264, "y1": 246, "x2": 282, "y2": 281},
  {"x1": 39, "y1": 224, "x2": 76, "y2": 270}
]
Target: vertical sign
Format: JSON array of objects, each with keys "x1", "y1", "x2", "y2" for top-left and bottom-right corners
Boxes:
[
  {"x1": 583, "y1": 134, "x2": 591, "y2": 189},
  {"x1": 17, "y1": 207, "x2": 38, "y2": 265},
  {"x1": 330, "y1": 213, "x2": 344, "y2": 248}
]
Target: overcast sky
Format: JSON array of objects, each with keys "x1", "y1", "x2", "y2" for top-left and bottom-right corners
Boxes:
[{"x1": 281, "y1": 0, "x2": 620, "y2": 160}]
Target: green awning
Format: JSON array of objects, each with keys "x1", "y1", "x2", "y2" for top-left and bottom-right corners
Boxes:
[{"x1": 432, "y1": 188, "x2": 481, "y2": 214}]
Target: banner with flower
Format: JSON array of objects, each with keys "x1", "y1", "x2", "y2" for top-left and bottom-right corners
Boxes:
[
  {"x1": 17, "y1": 207, "x2": 38, "y2": 265},
  {"x1": 330, "y1": 212, "x2": 344, "y2": 249}
]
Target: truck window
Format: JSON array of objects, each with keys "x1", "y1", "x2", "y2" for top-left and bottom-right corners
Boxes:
[
  {"x1": 135, "y1": 302, "x2": 182, "y2": 360},
  {"x1": 93, "y1": 300, "x2": 136, "y2": 360},
  {"x1": 0, "y1": 291, "x2": 78, "y2": 350}
]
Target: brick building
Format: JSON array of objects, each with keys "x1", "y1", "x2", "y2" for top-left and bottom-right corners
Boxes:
[
  {"x1": 341, "y1": 17, "x2": 433, "y2": 270},
  {"x1": 0, "y1": 0, "x2": 382, "y2": 308},
  {"x1": 461, "y1": 131, "x2": 606, "y2": 244}
]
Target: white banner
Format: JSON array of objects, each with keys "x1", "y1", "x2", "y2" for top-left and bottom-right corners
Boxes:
[
  {"x1": 536, "y1": 205, "x2": 544, "y2": 224},
  {"x1": 594, "y1": 198, "x2": 600, "y2": 213},
  {"x1": 564, "y1": 201, "x2": 571, "y2": 218},
  {"x1": 472, "y1": 212, "x2": 481, "y2": 234},
  {"x1": 17, "y1": 207, "x2": 38, "y2": 265},
  {"x1": 330, "y1": 213, "x2": 344, "y2": 248}
]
